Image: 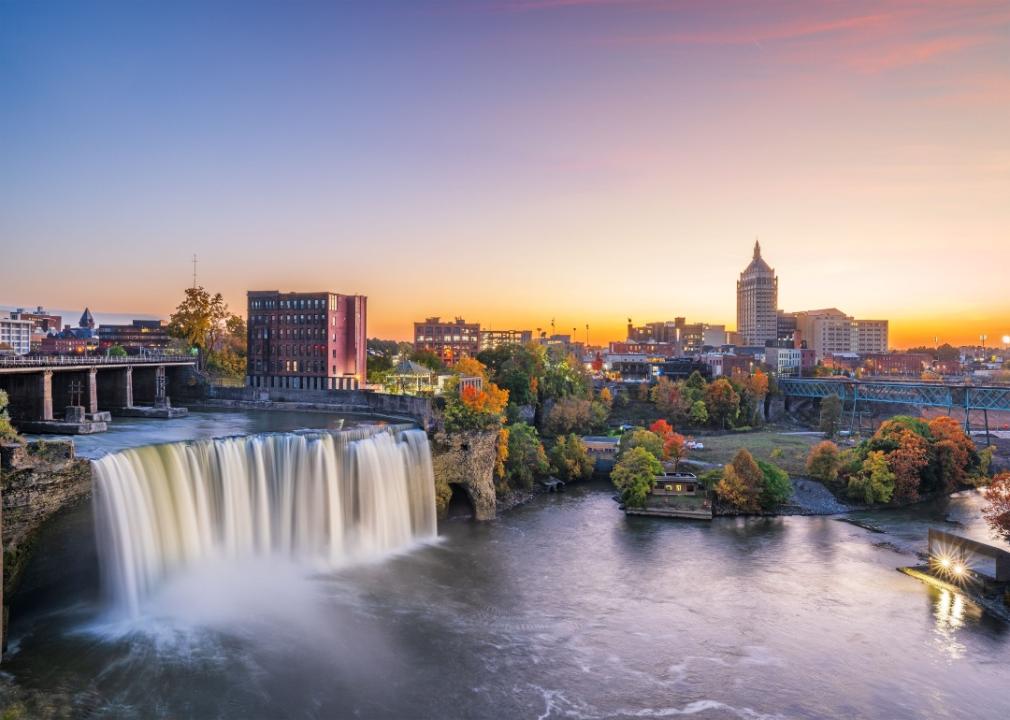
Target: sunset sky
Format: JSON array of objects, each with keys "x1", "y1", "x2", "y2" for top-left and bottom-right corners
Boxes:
[{"x1": 1, "y1": 0, "x2": 1008, "y2": 347}]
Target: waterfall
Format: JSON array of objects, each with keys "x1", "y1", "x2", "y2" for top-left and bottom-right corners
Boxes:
[{"x1": 92, "y1": 426, "x2": 437, "y2": 617}]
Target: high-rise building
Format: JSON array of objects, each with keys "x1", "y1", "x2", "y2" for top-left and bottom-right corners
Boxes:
[
  {"x1": 247, "y1": 290, "x2": 367, "y2": 390},
  {"x1": 413, "y1": 316, "x2": 480, "y2": 365},
  {"x1": 736, "y1": 241, "x2": 778, "y2": 347},
  {"x1": 788, "y1": 308, "x2": 889, "y2": 360}
]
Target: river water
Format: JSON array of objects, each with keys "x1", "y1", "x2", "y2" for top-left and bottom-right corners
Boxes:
[{"x1": 4, "y1": 412, "x2": 1010, "y2": 719}]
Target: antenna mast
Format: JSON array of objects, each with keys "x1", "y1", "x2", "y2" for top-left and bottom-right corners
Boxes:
[{"x1": 192, "y1": 254, "x2": 198, "y2": 289}]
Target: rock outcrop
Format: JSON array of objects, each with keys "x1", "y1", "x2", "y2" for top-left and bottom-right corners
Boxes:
[
  {"x1": 430, "y1": 430, "x2": 499, "y2": 521},
  {"x1": 1, "y1": 440, "x2": 91, "y2": 651}
]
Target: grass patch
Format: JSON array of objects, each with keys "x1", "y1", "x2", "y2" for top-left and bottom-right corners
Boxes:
[{"x1": 688, "y1": 431, "x2": 821, "y2": 475}]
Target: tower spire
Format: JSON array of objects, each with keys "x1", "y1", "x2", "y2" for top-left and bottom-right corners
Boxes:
[{"x1": 753, "y1": 238, "x2": 761, "y2": 259}]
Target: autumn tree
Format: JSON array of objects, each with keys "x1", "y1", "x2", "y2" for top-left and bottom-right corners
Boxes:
[
  {"x1": 167, "y1": 286, "x2": 232, "y2": 369},
  {"x1": 887, "y1": 429, "x2": 930, "y2": 502},
  {"x1": 648, "y1": 419, "x2": 688, "y2": 469},
  {"x1": 544, "y1": 397, "x2": 608, "y2": 436},
  {"x1": 746, "y1": 370, "x2": 770, "y2": 423},
  {"x1": 598, "y1": 387, "x2": 613, "y2": 409},
  {"x1": 442, "y1": 376, "x2": 509, "y2": 432},
  {"x1": 819, "y1": 395, "x2": 843, "y2": 438},
  {"x1": 806, "y1": 441, "x2": 841, "y2": 485},
  {"x1": 928, "y1": 416, "x2": 977, "y2": 491},
  {"x1": 549, "y1": 434, "x2": 595, "y2": 482},
  {"x1": 983, "y1": 472, "x2": 1010, "y2": 543},
  {"x1": 650, "y1": 378, "x2": 689, "y2": 425},
  {"x1": 715, "y1": 448, "x2": 763, "y2": 512},
  {"x1": 704, "y1": 378, "x2": 740, "y2": 429},
  {"x1": 611, "y1": 447, "x2": 662, "y2": 509},
  {"x1": 454, "y1": 356, "x2": 489, "y2": 381}
]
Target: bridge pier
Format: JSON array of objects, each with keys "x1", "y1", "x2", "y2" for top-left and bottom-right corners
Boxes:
[
  {"x1": 51, "y1": 369, "x2": 99, "y2": 416},
  {"x1": 119, "y1": 365, "x2": 187, "y2": 419},
  {"x1": 97, "y1": 366, "x2": 133, "y2": 410},
  {"x1": 0, "y1": 370, "x2": 53, "y2": 422}
]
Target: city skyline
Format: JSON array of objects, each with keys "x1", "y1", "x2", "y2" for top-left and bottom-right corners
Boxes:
[{"x1": 2, "y1": 1, "x2": 1008, "y2": 346}]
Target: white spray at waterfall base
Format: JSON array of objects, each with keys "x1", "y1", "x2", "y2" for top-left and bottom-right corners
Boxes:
[{"x1": 91, "y1": 426, "x2": 438, "y2": 622}]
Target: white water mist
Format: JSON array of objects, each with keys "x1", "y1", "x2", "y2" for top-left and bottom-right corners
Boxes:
[{"x1": 92, "y1": 426, "x2": 437, "y2": 617}]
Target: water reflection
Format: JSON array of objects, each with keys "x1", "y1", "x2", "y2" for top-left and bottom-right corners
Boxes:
[{"x1": 932, "y1": 588, "x2": 968, "y2": 660}]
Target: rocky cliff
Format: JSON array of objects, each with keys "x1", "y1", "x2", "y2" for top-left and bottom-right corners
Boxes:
[
  {"x1": 430, "y1": 430, "x2": 499, "y2": 521},
  {"x1": 1, "y1": 440, "x2": 91, "y2": 649}
]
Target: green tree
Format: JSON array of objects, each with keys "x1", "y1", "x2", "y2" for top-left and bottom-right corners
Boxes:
[
  {"x1": 757, "y1": 459, "x2": 792, "y2": 509},
  {"x1": 410, "y1": 349, "x2": 446, "y2": 371},
  {"x1": 505, "y1": 422, "x2": 550, "y2": 490},
  {"x1": 611, "y1": 446, "x2": 662, "y2": 509},
  {"x1": 704, "y1": 378, "x2": 740, "y2": 429},
  {"x1": 684, "y1": 370, "x2": 708, "y2": 404},
  {"x1": 847, "y1": 450, "x2": 895, "y2": 504},
  {"x1": 107, "y1": 345, "x2": 128, "y2": 358},
  {"x1": 618, "y1": 427, "x2": 664, "y2": 461},
  {"x1": 0, "y1": 389, "x2": 21, "y2": 442},
  {"x1": 550, "y1": 434, "x2": 595, "y2": 482},
  {"x1": 819, "y1": 395, "x2": 843, "y2": 438},
  {"x1": 689, "y1": 400, "x2": 709, "y2": 426},
  {"x1": 806, "y1": 441, "x2": 841, "y2": 485}
]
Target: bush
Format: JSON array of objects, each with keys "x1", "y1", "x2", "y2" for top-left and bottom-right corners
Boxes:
[
  {"x1": 550, "y1": 434, "x2": 594, "y2": 482},
  {"x1": 715, "y1": 448, "x2": 762, "y2": 512},
  {"x1": 757, "y1": 459, "x2": 792, "y2": 509},
  {"x1": 806, "y1": 441, "x2": 841, "y2": 484},
  {"x1": 847, "y1": 450, "x2": 895, "y2": 504},
  {"x1": 0, "y1": 390, "x2": 20, "y2": 442},
  {"x1": 611, "y1": 447, "x2": 662, "y2": 509}
]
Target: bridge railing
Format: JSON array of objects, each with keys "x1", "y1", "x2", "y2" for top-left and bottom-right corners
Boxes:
[
  {"x1": 0, "y1": 354, "x2": 196, "y2": 368},
  {"x1": 778, "y1": 378, "x2": 1010, "y2": 413}
]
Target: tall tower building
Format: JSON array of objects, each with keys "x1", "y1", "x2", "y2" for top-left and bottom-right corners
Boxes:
[{"x1": 736, "y1": 240, "x2": 778, "y2": 347}]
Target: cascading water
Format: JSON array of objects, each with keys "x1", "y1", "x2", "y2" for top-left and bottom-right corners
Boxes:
[{"x1": 91, "y1": 426, "x2": 437, "y2": 617}]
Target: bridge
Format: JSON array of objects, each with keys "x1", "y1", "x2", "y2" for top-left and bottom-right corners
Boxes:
[
  {"x1": 778, "y1": 377, "x2": 1010, "y2": 435},
  {"x1": 0, "y1": 355, "x2": 197, "y2": 433}
]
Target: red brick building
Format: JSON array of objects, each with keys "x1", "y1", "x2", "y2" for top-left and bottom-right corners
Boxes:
[
  {"x1": 413, "y1": 317, "x2": 480, "y2": 366},
  {"x1": 247, "y1": 290, "x2": 366, "y2": 390}
]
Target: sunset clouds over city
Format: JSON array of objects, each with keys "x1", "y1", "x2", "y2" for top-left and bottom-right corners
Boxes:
[{"x1": 2, "y1": 0, "x2": 1007, "y2": 346}]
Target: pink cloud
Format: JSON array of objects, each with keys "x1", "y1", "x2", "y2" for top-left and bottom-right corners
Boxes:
[{"x1": 850, "y1": 34, "x2": 992, "y2": 72}]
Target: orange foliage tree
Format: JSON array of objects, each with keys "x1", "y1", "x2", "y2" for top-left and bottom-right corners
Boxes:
[
  {"x1": 887, "y1": 429, "x2": 930, "y2": 502},
  {"x1": 983, "y1": 472, "x2": 1010, "y2": 543},
  {"x1": 928, "y1": 416, "x2": 976, "y2": 490}
]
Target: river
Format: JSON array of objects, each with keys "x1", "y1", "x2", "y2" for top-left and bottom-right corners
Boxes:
[{"x1": 3, "y1": 412, "x2": 1009, "y2": 719}]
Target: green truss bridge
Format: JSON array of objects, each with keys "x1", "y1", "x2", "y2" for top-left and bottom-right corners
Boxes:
[{"x1": 777, "y1": 378, "x2": 1010, "y2": 436}]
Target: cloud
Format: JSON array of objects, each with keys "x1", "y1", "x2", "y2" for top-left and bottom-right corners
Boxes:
[{"x1": 849, "y1": 34, "x2": 991, "y2": 73}]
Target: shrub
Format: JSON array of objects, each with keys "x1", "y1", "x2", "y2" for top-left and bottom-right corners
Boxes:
[
  {"x1": 550, "y1": 434, "x2": 594, "y2": 482},
  {"x1": 847, "y1": 450, "x2": 895, "y2": 504},
  {"x1": 757, "y1": 459, "x2": 792, "y2": 509},
  {"x1": 715, "y1": 448, "x2": 762, "y2": 512},
  {"x1": 806, "y1": 441, "x2": 841, "y2": 484}
]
